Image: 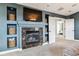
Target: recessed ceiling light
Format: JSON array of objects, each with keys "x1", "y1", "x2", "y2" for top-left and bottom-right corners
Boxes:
[
  {"x1": 46, "y1": 4, "x2": 50, "y2": 7},
  {"x1": 68, "y1": 10, "x2": 72, "y2": 12},
  {"x1": 58, "y1": 7, "x2": 64, "y2": 11},
  {"x1": 72, "y1": 4, "x2": 77, "y2": 7}
]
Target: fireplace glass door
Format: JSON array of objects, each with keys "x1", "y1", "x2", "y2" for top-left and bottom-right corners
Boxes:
[
  {"x1": 26, "y1": 31, "x2": 40, "y2": 43},
  {"x1": 22, "y1": 28, "x2": 43, "y2": 49}
]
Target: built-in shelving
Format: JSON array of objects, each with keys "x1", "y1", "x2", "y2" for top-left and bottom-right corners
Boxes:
[
  {"x1": 45, "y1": 14, "x2": 49, "y2": 42},
  {"x1": 7, "y1": 7, "x2": 17, "y2": 48}
]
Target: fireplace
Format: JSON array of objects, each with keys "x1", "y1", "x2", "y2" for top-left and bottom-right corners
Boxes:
[
  {"x1": 22, "y1": 28, "x2": 43, "y2": 49},
  {"x1": 26, "y1": 31, "x2": 40, "y2": 43}
]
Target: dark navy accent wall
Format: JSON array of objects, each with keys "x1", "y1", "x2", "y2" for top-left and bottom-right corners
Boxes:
[
  {"x1": 70, "y1": 12, "x2": 79, "y2": 40},
  {"x1": 44, "y1": 11, "x2": 66, "y2": 18},
  {"x1": 74, "y1": 15, "x2": 79, "y2": 40}
]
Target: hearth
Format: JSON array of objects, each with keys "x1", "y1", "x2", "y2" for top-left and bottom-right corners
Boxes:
[{"x1": 22, "y1": 28, "x2": 43, "y2": 49}]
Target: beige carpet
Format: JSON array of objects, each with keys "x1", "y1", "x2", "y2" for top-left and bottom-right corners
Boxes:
[
  {"x1": 1, "y1": 39, "x2": 79, "y2": 56},
  {"x1": 52, "y1": 39, "x2": 79, "y2": 56}
]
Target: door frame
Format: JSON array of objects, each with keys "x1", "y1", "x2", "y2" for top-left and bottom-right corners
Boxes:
[
  {"x1": 56, "y1": 18, "x2": 65, "y2": 39},
  {"x1": 48, "y1": 16, "x2": 65, "y2": 43}
]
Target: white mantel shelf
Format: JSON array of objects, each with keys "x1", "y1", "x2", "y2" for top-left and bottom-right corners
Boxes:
[{"x1": 17, "y1": 21, "x2": 46, "y2": 27}]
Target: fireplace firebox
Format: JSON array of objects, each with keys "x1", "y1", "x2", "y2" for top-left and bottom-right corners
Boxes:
[
  {"x1": 26, "y1": 31, "x2": 40, "y2": 43},
  {"x1": 22, "y1": 28, "x2": 43, "y2": 49}
]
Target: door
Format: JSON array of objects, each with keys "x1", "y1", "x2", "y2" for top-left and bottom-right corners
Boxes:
[
  {"x1": 65, "y1": 19, "x2": 74, "y2": 40},
  {"x1": 56, "y1": 19, "x2": 65, "y2": 39},
  {"x1": 49, "y1": 16, "x2": 56, "y2": 44}
]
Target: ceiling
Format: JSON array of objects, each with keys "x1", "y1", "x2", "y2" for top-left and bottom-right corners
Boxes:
[{"x1": 18, "y1": 3, "x2": 79, "y2": 16}]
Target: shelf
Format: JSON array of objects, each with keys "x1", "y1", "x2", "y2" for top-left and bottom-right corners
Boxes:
[
  {"x1": 7, "y1": 35, "x2": 17, "y2": 37},
  {"x1": 7, "y1": 21, "x2": 17, "y2": 24},
  {"x1": 45, "y1": 32, "x2": 48, "y2": 35},
  {"x1": 18, "y1": 21, "x2": 46, "y2": 27},
  {"x1": 45, "y1": 23, "x2": 48, "y2": 25}
]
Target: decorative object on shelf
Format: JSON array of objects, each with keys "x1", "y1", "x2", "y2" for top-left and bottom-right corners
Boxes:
[
  {"x1": 9, "y1": 14, "x2": 15, "y2": 20},
  {"x1": 44, "y1": 18, "x2": 48, "y2": 23},
  {"x1": 7, "y1": 7, "x2": 16, "y2": 21},
  {"x1": 45, "y1": 19, "x2": 47, "y2": 23},
  {"x1": 45, "y1": 27, "x2": 48, "y2": 32},
  {"x1": 45, "y1": 34, "x2": 49, "y2": 42},
  {"x1": 7, "y1": 37, "x2": 17, "y2": 48},
  {"x1": 28, "y1": 14, "x2": 38, "y2": 21},
  {"x1": 7, "y1": 24, "x2": 16, "y2": 35},
  {"x1": 45, "y1": 25, "x2": 48, "y2": 32},
  {"x1": 23, "y1": 7, "x2": 42, "y2": 22}
]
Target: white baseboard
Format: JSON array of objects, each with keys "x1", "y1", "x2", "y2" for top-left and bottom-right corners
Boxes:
[
  {"x1": 67, "y1": 39, "x2": 79, "y2": 41},
  {"x1": 73, "y1": 40, "x2": 79, "y2": 42},
  {"x1": 0, "y1": 48, "x2": 22, "y2": 55}
]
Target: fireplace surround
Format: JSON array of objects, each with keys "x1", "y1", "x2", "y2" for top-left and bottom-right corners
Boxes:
[{"x1": 22, "y1": 27, "x2": 43, "y2": 49}]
